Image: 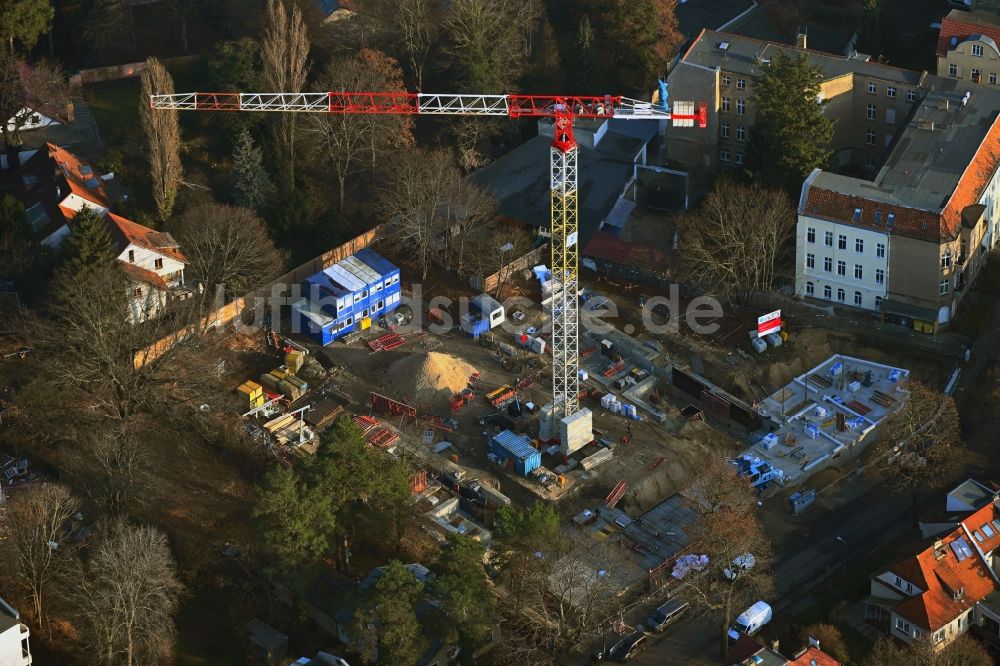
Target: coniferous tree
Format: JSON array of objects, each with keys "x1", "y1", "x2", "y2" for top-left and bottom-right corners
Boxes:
[
  {"x1": 372, "y1": 561, "x2": 426, "y2": 666},
  {"x1": 62, "y1": 207, "x2": 118, "y2": 273},
  {"x1": 747, "y1": 51, "x2": 834, "y2": 194},
  {"x1": 231, "y1": 129, "x2": 274, "y2": 210}
]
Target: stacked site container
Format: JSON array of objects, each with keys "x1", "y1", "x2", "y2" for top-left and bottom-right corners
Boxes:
[{"x1": 295, "y1": 249, "x2": 402, "y2": 344}]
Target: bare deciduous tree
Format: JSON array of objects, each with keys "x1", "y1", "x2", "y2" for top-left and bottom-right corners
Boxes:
[
  {"x1": 679, "y1": 456, "x2": 774, "y2": 657},
  {"x1": 867, "y1": 633, "x2": 992, "y2": 665},
  {"x1": 445, "y1": 0, "x2": 540, "y2": 91},
  {"x1": 67, "y1": 518, "x2": 184, "y2": 666},
  {"x1": 139, "y1": 58, "x2": 182, "y2": 221},
  {"x1": 84, "y1": 0, "x2": 136, "y2": 54},
  {"x1": 2, "y1": 484, "x2": 81, "y2": 627},
  {"x1": 261, "y1": 0, "x2": 309, "y2": 186},
  {"x1": 169, "y1": 203, "x2": 284, "y2": 315},
  {"x1": 678, "y1": 179, "x2": 794, "y2": 304},
  {"x1": 866, "y1": 380, "x2": 964, "y2": 523},
  {"x1": 470, "y1": 223, "x2": 531, "y2": 301},
  {"x1": 0, "y1": 51, "x2": 70, "y2": 150},
  {"x1": 392, "y1": 0, "x2": 442, "y2": 90},
  {"x1": 301, "y1": 49, "x2": 414, "y2": 210}
]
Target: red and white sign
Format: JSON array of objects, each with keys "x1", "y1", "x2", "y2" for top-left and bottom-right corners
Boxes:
[{"x1": 757, "y1": 310, "x2": 782, "y2": 336}]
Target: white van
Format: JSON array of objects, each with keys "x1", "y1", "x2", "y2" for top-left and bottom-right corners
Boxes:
[{"x1": 727, "y1": 601, "x2": 772, "y2": 641}]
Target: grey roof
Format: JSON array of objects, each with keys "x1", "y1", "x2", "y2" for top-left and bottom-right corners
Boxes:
[
  {"x1": 875, "y1": 77, "x2": 1000, "y2": 211},
  {"x1": 947, "y1": 5, "x2": 1000, "y2": 29},
  {"x1": 681, "y1": 29, "x2": 922, "y2": 85},
  {"x1": 0, "y1": 598, "x2": 19, "y2": 635},
  {"x1": 808, "y1": 76, "x2": 1000, "y2": 215},
  {"x1": 472, "y1": 120, "x2": 652, "y2": 248},
  {"x1": 949, "y1": 479, "x2": 996, "y2": 509}
]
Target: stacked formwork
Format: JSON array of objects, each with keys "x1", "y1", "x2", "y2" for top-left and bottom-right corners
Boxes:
[{"x1": 559, "y1": 407, "x2": 593, "y2": 455}]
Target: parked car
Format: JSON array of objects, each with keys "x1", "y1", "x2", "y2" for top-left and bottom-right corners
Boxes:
[
  {"x1": 727, "y1": 601, "x2": 772, "y2": 641},
  {"x1": 723, "y1": 553, "x2": 757, "y2": 581},
  {"x1": 593, "y1": 631, "x2": 649, "y2": 663},
  {"x1": 645, "y1": 598, "x2": 689, "y2": 632}
]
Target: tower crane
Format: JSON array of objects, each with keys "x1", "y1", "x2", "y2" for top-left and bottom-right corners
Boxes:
[{"x1": 150, "y1": 89, "x2": 706, "y2": 448}]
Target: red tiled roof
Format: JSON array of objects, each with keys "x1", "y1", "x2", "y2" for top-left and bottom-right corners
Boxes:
[
  {"x1": 802, "y1": 187, "x2": 941, "y2": 241},
  {"x1": 888, "y1": 528, "x2": 997, "y2": 631},
  {"x1": 939, "y1": 119, "x2": 1000, "y2": 240},
  {"x1": 22, "y1": 143, "x2": 111, "y2": 211},
  {"x1": 961, "y1": 501, "x2": 1000, "y2": 554},
  {"x1": 120, "y1": 262, "x2": 167, "y2": 290},
  {"x1": 787, "y1": 646, "x2": 841, "y2": 666},
  {"x1": 106, "y1": 213, "x2": 186, "y2": 262},
  {"x1": 936, "y1": 12, "x2": 1000, "y2": 57},
  {"x1": 583, "y1": 231, "x2": 668, "y2": 276}
]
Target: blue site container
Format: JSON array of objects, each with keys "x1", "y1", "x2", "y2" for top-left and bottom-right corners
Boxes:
[
  {"x1": 489, "y1": 430, "x2": 541, "y2": 476},
  {"x1": 301, "y1": 249, "x2": 401, "y2": 343}
]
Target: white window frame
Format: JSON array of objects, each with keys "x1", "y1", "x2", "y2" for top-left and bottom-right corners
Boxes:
[
  {"x1": 736, "y1": 99, "x2": 746, "y2": 115},
  {"x1": 854, "y1": 264, "x2": 863, "y2": 280},
  {"x1": 837, "y1": 288, "x2": 845, "y2": 302},
  {"x1": 721, "y1": 122, "x2": 730, "y2": 138},
  {"x1": 867, "y1": 104, "x2": 876, "y2": 120},
  {"x1": 824, "y1": 257, "x2": 833, "y2": 272},
  {"x1": 824, "y1": 285, "x2": 832, "y2": 299},
  {"x1": 736, "y1": 125, "x2": 745, "y2": 142},
  {"x1": 855, "y1": 238, "x2": 864, "y2": 253},
  {"x1": 721, "y1": 74, "x2": 731, "y2": 86},
  {"x1": 887, "y1": 86, "x2": 896, "y2": 98},
  {"x1": 876, "y1": 243, "x2": 886, "y2": 258},
  {"x1": 737, "y1": 78, "x2": 746, "y2": 89},
  {"x1": 854, "y1": 291, "x2": 862, "y2": 306},
  {"x1": 973, "y1": 43, "x2": 984, "y2": 57},
  {"x1": 825, "y1": 231, "x2": 833, "y2": 247},
  {"x1": 837, "y1": 260, "x2": 846, "y2": 276},
  {"x1": 838, "y1": 234, "x2": 847, "y2": 250},
  {"x1": 868, "y1": 82, "x2": 876, "y2": 94},
  {"x1": 991, "y1": 72, "x2": 998, "y2": 85},
  {"x1": 721, "y1": 97, "x2": 730, "y2": 112},
  {"x1": 949, "y1": 63, "x2": 958, "y2": 77},
  {"x1": 866, "y1": 130, "x2": 876, "y2": 145},
  {"x1": 906, "y1": 89, "x2": 916, "y2": 102},
  {"x1": 720, "y1": 149, "x2": 730, "y2": 162},
  {"x1": 735, "y1": 153, "x2": 743, "y2": 165},
  {"x1": 876, "y1": 268, "x2": 885, "y2": 285},
  {"x1": 806, "y1": 281, "x2": 814, "y2": 295},
  {"x1": 806, "y1": 253, "x2": 815, "y2": 269},
  {"x1": 940, "y1": 280, "x2": 950, "y2": 295}
]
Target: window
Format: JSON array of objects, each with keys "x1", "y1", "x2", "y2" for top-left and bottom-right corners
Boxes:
[
  {"x1": 907, "y1": 89, "x2": 917, "y2": 102},
  {"x1": 721, "y1": 122, "x2": 730, "y2": 138},
  {"x1": 972, "y1": 68, "x2": 982, "y2": 82},
  {"x1": 735, "y1": 153, "x2": 744, "y2": 165},
  {"x1": 392, "y1": 275, "x2": 399, "y2": 284},
  {"x1": 991, "y1": 73, "x2": 998, "y2": 85},
  {"x1": 362, "y1": 308, "x2": 369, "y2": 318},
  {"x1": 973, "y1": 43, "x2": 984, "y2": 57},
  {"x1": 877, "y1": 243, "x2": 886, "y2": 258},
  {"x1": 887, "y1": 86, "x2": 896, "y2": 98},
  {"x1": 940, "y1": 279, "x2": 950, "y2": 295},
  {"x1": 854, "y1": 264, "x2": 863, "y2": 279},
  {"x1": 906, "y1": 582, "x2": 913, "y2": 593},
  {"x1": 807, "y1": 227, "x2": 816, "y2": 243},
  {"x1": 867, "y1": 104, "x2": 876, "y2": 120},
  {"x1": 824, "y1": 285, "x2": 832, "y2": 299},
  {"x1": 806, "y1": 281, "x2": 815, "y2": 295},
  {"x1": 895, "y1": 618, "x2": 911, "y2": 634},
  {"x1": 837, "y1": 288, "x2": 846, "y2": 302},
  {"x1": 876, "y1": 268, "x2": 885, "y2": 285},
  {"x1": 868, "y1": 82, "x2": 877, "y2": 94},
  {"x1": 886, "y1": 108, "x2": 895, "y2": 124},
  {"x1": 736, "y1": 125, "x2": 746, "y2": 141},
  {"x1": 854, "y1": 291, "x2": 863, "y2": 306},
  {"x1": 737, "y1": 78, "x2": 746, "y2": 89},
  {"x1": 806, "y1": 253, "x2": 815, "y2": 268},
  {"x1": 838, "y1": 234, "x2": 847, "y2": 249},
  {"x1": 154, "y1": 258, "x2": 163, "y2": 270},
  {"x1": 856, "y1": 238, "x2": 864, "y2": 253},
  {"x1": 887, "y1": 213, "x2": 895, "y2": 227},
  {"x1": 721, "y1": 74, "x2": 731, "y2": 86},
  {"x1": 837, "y1": 260, "x2": 846, "y2": 276},
  {"x1": 128, "y1": 250, "x2": 135, "y2": 262},
  {"x1": 866, "y1": 130, "x2": 876, "y2": 145},
  {"x1": 721, "y1": 97, "x2": 730, "y2": 112},
  {"x1": 134, "y1": 287, "x2": 143, "y2": 298},
  {"x1": 949, "y1": 63, "x2": 958, "y2": 77},
  {"x1": 737, "y1": 99, "x2": 746, "y2": 115},
  {"x1": 975, "y1": 530, "x2": 984, "y2": 542},
  {"x1": 942, "y1": 249, "x2": 952, "y2": 268},
  {"x1": 824, "y1": 256, "x2": 833, "y2": 272},
  {"x1": 874, "y1": 211, "x2": 882, "y2": 226},
  {"x1": 825, "y1": 231, "x2": 834, "y2": 247},
  {"x1": 720, "y1": 149, "x2": 730, "y2": 162},
  {"x1": 876, "y1": 295, "x2": 883, "y2": 308}
]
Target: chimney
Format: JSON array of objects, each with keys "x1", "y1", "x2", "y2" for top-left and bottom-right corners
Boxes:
[
  {"x1": 65, "y1": 101, "x2": 75, "y2": 124},
  {"x1": 796, "y1": 27, "x2": 808, "y2": 50},
  {"x1": 809, "y1": 636, "x2": 820, "y2": 649},
  {"x1": 917, "y1": 119, "x2": 935, "y2": 131},
  {"x1": 771, "y1": 639, "x2": 781, "y2": 652},
  {"x1": 938, "y1": 97, "x2": 950, "y2": 111}
]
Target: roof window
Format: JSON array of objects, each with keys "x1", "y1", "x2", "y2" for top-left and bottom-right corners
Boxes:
[
  {"x1": 874, "y1": 211, "x2": 883, "y2": 226},
  {"x1": 718, "y1": 42, "x2": 730, "y2": 51},
  {"x1": 853, "y1": 208, "x2": 862, "y2": 222},
  {"x1": 887, "y1": 213, "x2": 895, "y2": 227}
]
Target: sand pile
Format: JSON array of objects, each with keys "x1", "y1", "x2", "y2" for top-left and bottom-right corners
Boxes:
[{"x1": 382, "y1": 352, "x2": 478, "y2": 406}]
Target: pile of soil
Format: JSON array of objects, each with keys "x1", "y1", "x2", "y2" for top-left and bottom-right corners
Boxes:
[{"x1": 380, "y1": 352, "x2": 478, "y2": 407}]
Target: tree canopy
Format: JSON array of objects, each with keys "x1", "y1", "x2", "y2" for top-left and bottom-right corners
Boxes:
[
  {"x1": 0, "y1": 0, "x2": 53, "y2": 54},
  {"x1": 61, "y1": 207, "x2": 119, "y2": 274},
  {"x1": 747, "y1": 51, "x2": 833, "y2": 194}
]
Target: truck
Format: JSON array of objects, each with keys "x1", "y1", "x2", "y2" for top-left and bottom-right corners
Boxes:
[
  {"x1": 727, "y1": 601, "x2": 772, "y2": 641},
  {"x1": 732, "y1": 454, "x2": 783, "y2": 489}
]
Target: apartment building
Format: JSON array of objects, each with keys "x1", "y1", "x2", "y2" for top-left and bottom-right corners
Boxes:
[
  {"x1": 795, "y1": 79, "x2": 1000, "y2": 332},
  {"x1": 0, "y1": 597, "x2": 31, "y2": 666},
  {"x1": 937, "y1": 3, "x2": 1000, "y2": 84},
  {"x1": 665, "y1": 29, "x2": 925, "y2": 187}
]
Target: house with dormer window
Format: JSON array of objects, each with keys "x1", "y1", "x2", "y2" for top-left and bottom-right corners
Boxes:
[
  {"x1": 867, "y1": 489, "x2": 1000, "y2": 649},
  {"x1": 7, "y1": 142, "x2": 189, "y2": 323}
]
